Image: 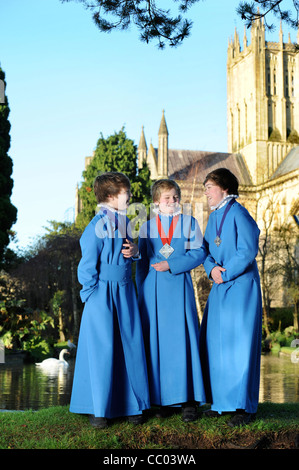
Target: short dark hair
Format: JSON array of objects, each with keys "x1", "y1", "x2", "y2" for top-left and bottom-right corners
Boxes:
[
  {"x1": 151, "y1": 179, "x2": 181, "y2": 202},
  {"x1": 203, "y1": 168, "x2": 239, "y2": 195},
  {"x1": 93, "y1": 172, "x2": 131, "y2": 203}
]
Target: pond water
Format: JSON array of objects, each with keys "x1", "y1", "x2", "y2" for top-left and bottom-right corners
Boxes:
[{"x1": 0, "y1": 354, "x2": 298, "y2": 411}]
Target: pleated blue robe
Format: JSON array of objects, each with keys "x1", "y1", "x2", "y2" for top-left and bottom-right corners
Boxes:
[
  {"x1": 70, "y1": 209, "x2": 150, "y2": 419},
  {"x1": 200, "y1": 200, "x2": 262, "y2": 414},
  {"x1": 136, "y1": 214, "x2": 207, "y2": 407}
]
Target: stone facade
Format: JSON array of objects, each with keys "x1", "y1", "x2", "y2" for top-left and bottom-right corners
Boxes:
[{"x1": 227, "y1": 19, "x2": 299, "y2": 185}]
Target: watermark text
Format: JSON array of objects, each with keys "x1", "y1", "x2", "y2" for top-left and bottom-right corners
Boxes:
[{"x1": 95, "y1": 202, "x2": 204, "y2": 249}]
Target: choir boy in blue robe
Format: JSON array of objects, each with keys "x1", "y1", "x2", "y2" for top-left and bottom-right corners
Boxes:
[
  {"x1": 136, "y1": 179, "x2": 207, "y2": 422},
  {"x1": 70, "y1": 172, "x2": 150, "y2": 428},
  {"x1": 200, "y1": 168, "x2": 262, "y2": 427}
]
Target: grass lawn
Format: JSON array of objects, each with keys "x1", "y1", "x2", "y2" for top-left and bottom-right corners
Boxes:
[{"x1": 0, "y1": 403, "x2": 298, "y2": 450}]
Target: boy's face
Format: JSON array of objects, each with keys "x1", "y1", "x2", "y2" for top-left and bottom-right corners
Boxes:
[
  {"x1": 155, "y1": 188, "x2": 180, "y2": 215},
  {"x1": 108, "y1": 187, "x2": 132, "y2": 211},
  {"x1": 204, "y1": 180, "x2": 228, "y2": 208}
]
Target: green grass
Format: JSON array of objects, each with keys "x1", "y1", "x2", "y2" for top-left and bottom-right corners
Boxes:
[{"x1": 0, "y1": 403, "x2": 298, "y2": 449}]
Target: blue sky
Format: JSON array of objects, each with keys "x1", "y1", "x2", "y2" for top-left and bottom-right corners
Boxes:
[{"x1": 0, "y1": 0, "x2": 297, "y2": 250}]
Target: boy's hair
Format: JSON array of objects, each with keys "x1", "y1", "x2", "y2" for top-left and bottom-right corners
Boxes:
[
  {"x1": 151, "y1": 179, "x2": 181, "y2": 202},
  {"x1": 93, "y1": 172, "x2": 131, "y2": 203},
  {"x1": 203, "y1": 168, "x2": 239, "y2": 196}
]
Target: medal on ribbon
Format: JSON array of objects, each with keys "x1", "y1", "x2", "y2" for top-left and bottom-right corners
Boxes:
[
  {"x1": 214, "y1": 198, "x2": 235, "y2": 246},
  {"x1": 156, "y1": 215, "x2": 179, "y2": 259}
]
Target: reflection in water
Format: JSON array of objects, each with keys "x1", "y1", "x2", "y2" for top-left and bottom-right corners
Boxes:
[
  {"x1": 259, "y1": 354, "x2": 299, "y2": 404},
  {"x1": 0, "y1": 354, "x2": 298, "y2": 411},
  {"x1": 0, "y1": 359, "x2": 75, "y2": 411}
]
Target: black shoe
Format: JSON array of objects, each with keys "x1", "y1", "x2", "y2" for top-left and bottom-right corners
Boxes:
[
  {"x1": 182, "y1": 402, "x2": 198, "y2": 422},
  {"x1": 203, "y1": 409, "x2": 221, "y2": 418},
  {"x1": 155, "y1": 406, "x2": 173, "y2": 418},
  {"x1": 227, "y1": 412, "x2": 256, "y2": 428},
  {"x1": 127, "y1": 414, "x2": 144, "y2": 425},
  {"x1": 89, "y1": 415, "x2": 108, "y2": 429}
]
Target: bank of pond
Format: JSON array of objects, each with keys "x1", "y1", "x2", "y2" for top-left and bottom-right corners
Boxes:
[{"x1": 0, "y1": 348, "x2": 298, "y2": 412}]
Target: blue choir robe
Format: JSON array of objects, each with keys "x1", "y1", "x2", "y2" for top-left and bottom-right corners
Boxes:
[
  {"x1": 199, "y1": 200, "x2": 262, "y2": 414},
  {"x1": 136, "y1": 213, "x2": 207, "y2": 407},
  {"x1": 70, "y1": 209, "x2": 150, "y2": 419}
]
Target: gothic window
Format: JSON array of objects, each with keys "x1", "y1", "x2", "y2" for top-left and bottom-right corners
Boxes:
[
  {"x1": 237, "y1": 107, "x2": 240, "y2": 149},
  {"x1": 291, "y1": 73, "x2": 295, "y2": 97},
  {"x1": 273, "y1": 68, "x2": 277, "y2": 95},
  {"x1": 267, "y1": 68, "x2": 271, "y2": 95},
  {"x1": 285, "y1": 72, "x2": 289, "y2": 97},
  {"x1": 231, "y1": 111, "x2": 234, "y2": 150},
  {"x1": 245, "y1": 102, "x2": 248, "y2": 143}
]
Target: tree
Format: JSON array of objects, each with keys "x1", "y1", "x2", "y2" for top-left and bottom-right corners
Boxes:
[
  {"x1": 8, "y1": 221, "x2": 82, "y2": 344},
  {"x1": 255, "y1": 193, "x2": 280, "y2": 337},
  {"x1": 60, "y1": 1, "x2": 299, "y2": 48},
  {"x1": 272, "y1": 222, "x2": 299, "y2": 332},
  {"x1": 0, "y1": 67, "x2": 17, "y2": 265},
  {"x1": 76, "y1": 127, "x2": 152, "y2": 230},
  {"x1": 237, "y1": 1, "x2": 299, "y2": 31},
  {"x1": 60, "y1": 0, "x2": 200, "y2": 48}
]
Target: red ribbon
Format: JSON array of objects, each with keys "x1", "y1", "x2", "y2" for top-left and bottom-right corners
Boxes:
[{"x1": 156, "y1": 215, "x2": 179, "y2": 245}]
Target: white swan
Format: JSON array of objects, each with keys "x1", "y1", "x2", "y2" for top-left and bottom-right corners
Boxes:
[{"x1": 35, "y1": 349, "x2": 70, "y2": 369}]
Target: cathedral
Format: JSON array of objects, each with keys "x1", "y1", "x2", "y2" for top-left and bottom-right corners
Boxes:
[
  {"x1": 137, "y1": 19, "x2": 299, "y2": 235},
  {"x1": 76, "y1": 18, "x2": 299, "y2": 308}
]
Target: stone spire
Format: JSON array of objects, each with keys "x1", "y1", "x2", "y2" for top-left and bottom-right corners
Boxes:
[
  {"x1": 158, "y1": 109, "x2": 169, "y2": 137},
  {"x1": 158, "y1": 110, "x2": 168, "y2": 178},
  {"x1": 138, "y1": 126, "x2": 147, "y2": 169}
]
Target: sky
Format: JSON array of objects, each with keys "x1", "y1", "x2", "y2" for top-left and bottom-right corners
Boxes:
[{"x1": 0, "y1": 0, "x2": 297, "y2": 251}]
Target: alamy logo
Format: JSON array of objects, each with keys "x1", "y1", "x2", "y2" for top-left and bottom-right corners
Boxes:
[{"x1": 0, "y1": 79, "x2": 5, "y2": 104}]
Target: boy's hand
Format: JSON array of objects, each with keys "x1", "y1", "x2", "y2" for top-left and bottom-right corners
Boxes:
[
  {"x1": 211, "y1": 266, "x2": 226, "y2": 284},
  {"x1": 151, "y1": 261, "x2": 170, "y2": 272},
  {"x1": 121, "y1": 239, "x2": 139, "y2": 258}
]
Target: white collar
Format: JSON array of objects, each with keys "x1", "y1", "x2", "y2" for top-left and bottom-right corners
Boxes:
[
  {"x1": 97, "y1": 203, "x2": 127, "y2": 216},
  {"x1": 152, "y1": 205, "x2": 182, "y2": 217},
  {"x1": 211, "y1": 195, "x2": 238, "y2": 211}
]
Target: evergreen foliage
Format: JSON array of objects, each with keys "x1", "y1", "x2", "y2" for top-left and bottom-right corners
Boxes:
[
  {"x1": 60, "y1": 0, "x2": 198, "y2": 48},
  {"x1": 60, "y1": 1, "x2": 299, "y2": 48},
  {"x1": 76, "y1": 127, "x2": 152, "y2": 230},
  {"x1": 0, "y1": 67, "x2": 17, "y2": 265},
  {"x1": 237, "y1": 1, "x2": 299, "y2": 31}
]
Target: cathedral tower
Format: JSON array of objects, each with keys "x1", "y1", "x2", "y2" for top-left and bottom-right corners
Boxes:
[{"x1": 227, "y1": 19, "x2": 299, "y2": 184}]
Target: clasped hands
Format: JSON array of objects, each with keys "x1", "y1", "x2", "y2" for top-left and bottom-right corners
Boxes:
[{"x1": 211, "y1": 265, "x2": 226, "y2": 284}]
